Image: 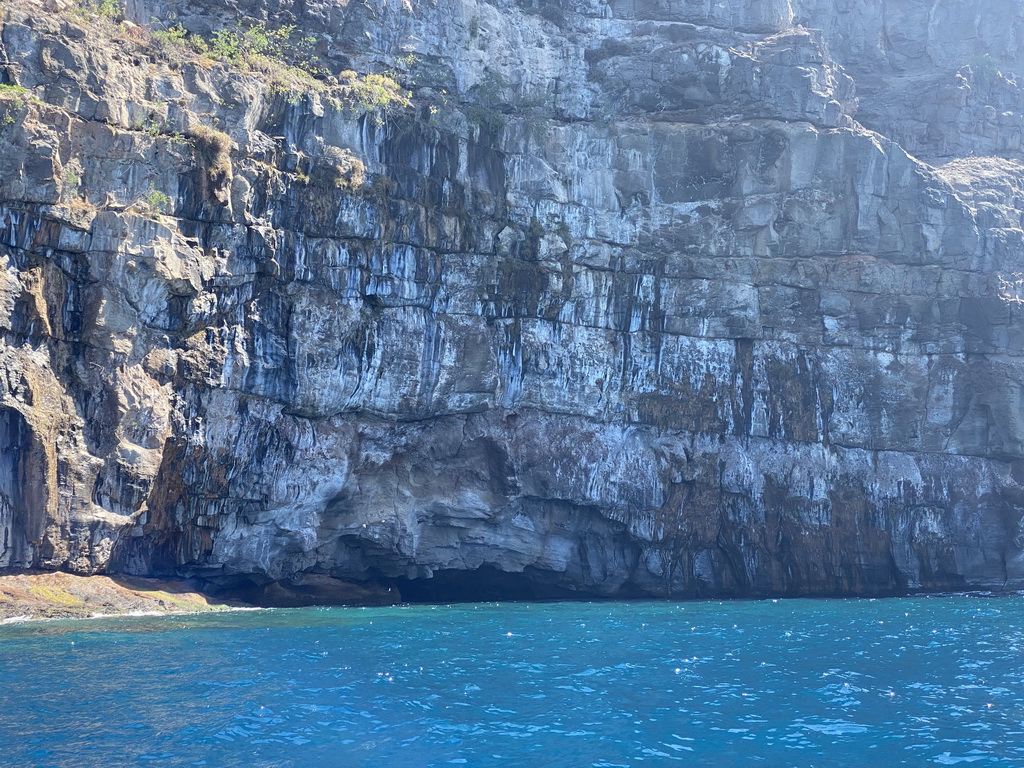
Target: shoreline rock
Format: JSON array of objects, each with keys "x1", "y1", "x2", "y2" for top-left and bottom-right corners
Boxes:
[{"x1": 0, "y1": 571, "x2": 242, "y2": 621}]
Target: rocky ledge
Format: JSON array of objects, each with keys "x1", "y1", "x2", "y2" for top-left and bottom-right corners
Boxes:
[
  {"x1": 0, "y1": 571, "x2": 238, "y2": 620},
  {"x1": 2, "y1": 0, "x2": 1024, "y2": 602}
]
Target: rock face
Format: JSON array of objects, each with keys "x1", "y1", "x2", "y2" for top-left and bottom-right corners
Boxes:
[{"x1": 2, "y1": 0, "x2": 1024, "y2": 600}]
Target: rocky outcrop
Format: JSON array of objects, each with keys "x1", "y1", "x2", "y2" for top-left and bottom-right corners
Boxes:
[
  {"x1": 2, "y1": 0, "x2": 1024, "y2": 601},
  {"x1": 791, "y1": 0, "x2": 1024, "y2": 161},
  {"x1": 0, "y1": 571, "x2": 238, "y2": 620}
]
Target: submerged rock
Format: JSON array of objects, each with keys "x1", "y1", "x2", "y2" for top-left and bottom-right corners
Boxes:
[{"x1": 1, "y1": 0, "x2": 1024, "y2": 601}]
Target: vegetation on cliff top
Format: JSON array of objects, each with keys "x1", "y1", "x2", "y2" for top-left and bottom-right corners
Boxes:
[
  {"x1": 152, "y1": 20, "x2": 326, "y2": 95},
  {"x1": 20, "y1": 0, "x2": 413, "y2": 116},
  {"x1": 149, "y1": 18, "x2": 412, "y2": 114}
]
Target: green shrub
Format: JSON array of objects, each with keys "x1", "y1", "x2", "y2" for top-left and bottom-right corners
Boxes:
[
  {"x1": 146, "y1": 21, "x2": 414, "y2": 115},
  {"x1": 208, "y1": 22, "x2": 319, "y2": 76},
  {"x1": 0, "y1": 83, "x2": 30, "y2": 98},
  {"x1": 152, "y1": 23, "x2": 209, "y2": 62},
  {"x1": 0, "y1": 84, "x2": 33, "y2": 125},
  {"x1": 96, "y1": 0, "x2": 121, "y2": 17},
  {"x1": 144, "y1": 187, "x2": 172, "y2": 214},
  {"x1": 153, "y1": 23, "x2": 189, "y2": 46},
  {"x1": 209, "y1": 28, "x2": 243, "y2": 64},
  {"x1": 324, "y1": 146, "x2": 367, "y2": 191},
  {"x1": 339, "y1": 70, "x2": 411, "y2": 118},
  {"x1": 74, "y1": 0, "x2": 122, "y2": 19},
  {"x1": 151, "y1": 20, "x2": 321, "y2": 92},
  {"x1": 63, "y1": 164, "x2": 82, "y2": 191}
]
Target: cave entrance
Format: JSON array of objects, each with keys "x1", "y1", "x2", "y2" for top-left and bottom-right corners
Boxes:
[{"x1": 394, "y1": 566, "x2": 608, "y2": 603}]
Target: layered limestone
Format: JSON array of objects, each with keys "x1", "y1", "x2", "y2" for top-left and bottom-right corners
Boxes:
[{"x1": 2, "y1": 0, "x2": 1024, "y2": 600}]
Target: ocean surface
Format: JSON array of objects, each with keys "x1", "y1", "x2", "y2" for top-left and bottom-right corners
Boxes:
[{"x1": 1, "y1": 596, "x2": 1022, "y2": 766}]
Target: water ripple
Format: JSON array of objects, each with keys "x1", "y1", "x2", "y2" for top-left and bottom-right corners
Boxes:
[{"x1": 1, "y1": 596, "x2": 1023, "y2": 766}]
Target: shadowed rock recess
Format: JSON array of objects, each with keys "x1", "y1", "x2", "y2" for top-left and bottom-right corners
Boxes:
[{"x1": 2, "y1": 0, "x2": 1024, "y2": 604}]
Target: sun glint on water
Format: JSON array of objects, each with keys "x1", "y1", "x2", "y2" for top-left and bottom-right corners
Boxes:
[{"x1": 1, "y1": 596, "x2": 1022, "y2": 766}]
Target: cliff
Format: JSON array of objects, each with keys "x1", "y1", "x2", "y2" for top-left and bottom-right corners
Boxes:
[{"x1": 2, "y1": 0, "x2": 1024, "y2": 603}]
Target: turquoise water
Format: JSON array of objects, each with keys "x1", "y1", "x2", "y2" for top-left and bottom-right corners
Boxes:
[{"x1": 1, "y1": 597, "x2": 1023, "y2": 766}]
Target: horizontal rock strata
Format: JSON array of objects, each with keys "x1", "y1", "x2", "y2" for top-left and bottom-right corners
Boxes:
[{"x1": 1, "y1": 0, "x2": 1024, "y2": 599}]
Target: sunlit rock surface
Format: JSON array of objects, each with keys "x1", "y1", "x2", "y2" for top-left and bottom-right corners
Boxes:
[{"x1": 2, "y1": 0, "x2": 1024, "y2": 599}]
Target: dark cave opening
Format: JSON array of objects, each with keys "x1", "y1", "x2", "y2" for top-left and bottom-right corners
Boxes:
[
  {"x1": 393, "y1": 566, "x2": 643, "y2": 603},
  {"x1": 203, "y1": 565, "x2": 655, "y2": 607}
]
